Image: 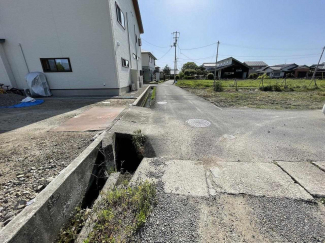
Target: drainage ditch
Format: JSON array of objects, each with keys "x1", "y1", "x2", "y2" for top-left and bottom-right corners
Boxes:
[{"x1": 56, "y1": 131, "x2": 150, "y2": 242}]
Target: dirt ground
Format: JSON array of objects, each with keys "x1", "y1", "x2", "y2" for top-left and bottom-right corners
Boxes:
[
  {"x1": 184, "y1": 88, "x2": 325, "y2": 110},
  {"x1": 0, "y1": 97, "x2": 133, "y2": 226}
]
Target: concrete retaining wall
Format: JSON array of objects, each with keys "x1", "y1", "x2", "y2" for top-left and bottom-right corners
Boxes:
[
  {"x1": 0, "y1": 132, "x2": 106, "y2": 243},
  {"x1": 132, "y1": 85, "x2": 152, "y2": 107}
]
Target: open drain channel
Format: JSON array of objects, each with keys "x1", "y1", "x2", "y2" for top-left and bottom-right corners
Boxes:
[{"x1": 55, "y1": 131, "x2": 151, "y2": 242}]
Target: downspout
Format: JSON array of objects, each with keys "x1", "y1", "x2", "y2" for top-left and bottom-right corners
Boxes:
[
  {"x1": 126, "y1": 13, "x2": 132, "y2": 69},
  {"x1": 134, "y1": 25, "x2": 139, "y2": 89},
  {"x1": 19, "y1": 43, "x2": 30, "y2": 73}
]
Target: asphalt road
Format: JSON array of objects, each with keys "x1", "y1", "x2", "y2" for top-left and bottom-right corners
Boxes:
[
  {"x1": 107, "y1": 80, "x2": 325, "y2": 242},
  {"x1": 149, "y1": 80, "x2": 325, "y2": 163}
]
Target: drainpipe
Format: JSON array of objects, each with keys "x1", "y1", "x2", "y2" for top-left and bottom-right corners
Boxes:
[
  {"x1": 126, "y1": 13, "x2": 132, "y2": 69},
  {"x1": 19, "y1": 43, "x2": 30, "y2": 73}
]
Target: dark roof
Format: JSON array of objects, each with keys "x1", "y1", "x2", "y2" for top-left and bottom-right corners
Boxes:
[
  {"x1": 243, "y1": 61, "x2": 267, "y2": 67},
  {"x1": 203, "y1": 57, "x2": 250, "y2": 70},
  {"x1": 272, "y1": 63, "x2": 296, "y2": 68},
  {"x1": 294, "y1": 65, "x2": 310, "y2": 69},
  {"x1": 132, "y1": 0, "x2": 144, "y2": 34}
]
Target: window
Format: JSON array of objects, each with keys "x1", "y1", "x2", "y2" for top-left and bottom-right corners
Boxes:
[
  {"x1": 149, "y1": 56, "x2": 152, "y2": 63},
  {"x1": 116, "y1": 3, "x2": 125, "y2": 28},
  {"x1": 122, "y1": 58, "x2": 129, "y2": 68},
  {"x1": 138, "y1": 38, "x2": 142, "y2": 46},
  {"x1": 133, "y1": 53, "x2": 137, "y2": 59},
  {"x1": 40, "y1": 58, "x2": 72, "y2": 72}
]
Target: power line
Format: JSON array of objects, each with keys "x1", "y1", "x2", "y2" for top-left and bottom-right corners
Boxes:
[
  {"x1": 156, "y1": 47, "x2": 172, "y2": 60},
  {"x1": 178, "y1": 55, "x2": 215, "y2": 60},
  {"x1": 142, "y1": 39, "x2": 170, "y2": 49},
  {"x1": 178, "y1": 42, "x2": 217, "y2": 50}
]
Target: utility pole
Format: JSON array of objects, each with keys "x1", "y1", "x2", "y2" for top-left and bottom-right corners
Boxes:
[
  {"x1": 172, "y1": 31, "x2": 180, "y2": 84},
  {"x1": 311, "y1": 46, "x2": 325, "y2": 86},
  {"x1": 214, "y1": 41, "x2": 220, "y2": 91}
]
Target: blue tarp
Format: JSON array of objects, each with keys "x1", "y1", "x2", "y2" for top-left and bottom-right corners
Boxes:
[{"x1": 0, "y1": 99, "x2": 44, "y2": 108}]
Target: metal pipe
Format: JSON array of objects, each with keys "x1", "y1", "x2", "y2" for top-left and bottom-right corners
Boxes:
[{"x1": 19, "y1": 43, "x2": 30, "y2": 73}]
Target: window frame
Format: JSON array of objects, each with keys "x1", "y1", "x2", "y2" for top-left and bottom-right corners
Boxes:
[
  {"x1": 115, "y1": 2, "x2": 125, "y2": 29},
  {"x1": 40, "y1": 58, "x2": 72, "y2": 73},
  {"x1": 121, "y1": 58, "x2": 129, "y2": 68}
]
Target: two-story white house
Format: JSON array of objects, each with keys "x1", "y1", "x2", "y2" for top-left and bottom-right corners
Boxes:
[
  {"x1": 0, "y1": 0, "x2": 144, "y2": 96},
  {"x1": 141, "y1": 50, "x2": 157, "y2": 83}
]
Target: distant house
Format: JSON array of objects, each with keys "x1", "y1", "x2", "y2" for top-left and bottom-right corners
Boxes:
[
  {"x1": 203, "y1": 57, "x2": 250, "y2": 79},
  {"x1": 141, "y1": 50, "x2": 157, "y2": 83},
  {"x1": 170, "y1": 69, "x2": 179, "y2": 78},
  {"x1": 259, "y1": 63, "x2": 298, "y2": 78},
  {"x1": 243, "y1": 61, "x2": 268, "y2": 75},
  {"x1": 293, "y1": 65, "x2": 310, "y2": 78},
  {"x1": 310, "y1": 62, "x2": 325, "y2": 79},
  {"x1": 0, "y1": 0, "x2": 144, "y2": 96}
]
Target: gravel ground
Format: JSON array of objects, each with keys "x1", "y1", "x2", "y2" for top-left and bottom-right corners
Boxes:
[
  {"x1": 0, "y1": 98, "x2": 133, "y2": 228},
  {"x1": 0, "y1": 130, "x2": 97, "y2": 226},
  {"x1": 134, "y1": 184, "x2": 200, "y2": 243},
  {"x1": 248, "y1": 196, "x2": 325, "y2": 242},
  {"x1": 0, "y1": 93, "x2": 24, "y2": 107}
]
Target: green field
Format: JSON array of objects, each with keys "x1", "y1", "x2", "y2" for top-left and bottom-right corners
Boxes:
[
  {"x1": 176, "y1": 79, "x2": 325, "y2": 91},
  {"x1": 176, "y1": 79, "x2": 325, "y2": 109}
]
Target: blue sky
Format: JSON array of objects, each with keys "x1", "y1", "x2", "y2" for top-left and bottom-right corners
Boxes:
[{"x1": 138, "y1": 0, "x2": 325, "y2": 69}]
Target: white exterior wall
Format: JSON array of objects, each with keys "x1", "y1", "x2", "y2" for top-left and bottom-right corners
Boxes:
[
  {"x1": 0, "y1": 56, "x2": 11, "y2": 86},
  {"x1": 110, "y1": 0, "x2": 142, "y2": 90},
  {"x1": 0, "y1": 0, "x2": 120, "y2": 95},
  {"x1": 141, "y1": 53, "x2": 155, "y2": 70}
]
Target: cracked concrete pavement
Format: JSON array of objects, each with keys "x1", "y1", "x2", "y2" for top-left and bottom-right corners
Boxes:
[{"x1": 106, "y1": 80, "x2": 325, "y2": 242}]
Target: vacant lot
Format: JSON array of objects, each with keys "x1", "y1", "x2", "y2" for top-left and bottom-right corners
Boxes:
[{"x1": 177, "y1": 79, "x2": 325, "y2": 109}]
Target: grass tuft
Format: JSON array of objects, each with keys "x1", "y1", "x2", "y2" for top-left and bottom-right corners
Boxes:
[{"x1": 86, "y1": 181, "x2": 156, "y2": 242}]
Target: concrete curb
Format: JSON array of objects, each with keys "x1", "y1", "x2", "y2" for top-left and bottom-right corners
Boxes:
[
  {"x1": 0, "y1": 132, "x2": 107, "y2": 243},
  {"x1": 132, "y1": 85, "x2": 152, "y2": 106}
]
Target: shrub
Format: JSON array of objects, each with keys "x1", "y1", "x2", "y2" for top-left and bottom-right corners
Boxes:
[
  {"x1": 259, "y1": 85, "x2": 273, "y2": 91},
  {"x1": 185, "y1": 76, "x2": 195, "y2": 80},
  {"x1": 214, "y1": 81, "x2": 223, "y2": 92},
  {"x1": 184, "y1": 69, "x2": 196, "y2": 76},
  {"x1": 258, "y1": 73, "x2": 270, "y2": 79},
  {"x1": 248, "y1": 73, "x2": 258, "y2": 79},
  {"x1": 207, "y1": 73, "x2": 214, "y2": 80},
  {"x1": 273, "y1": 84, "x2": 282, "y2": 92},
  {"x1": 179, "y1": 71, "x2": 184, "y2": 79},
  {"x1": 259, "y1": 84, "x2": 282, "y2": 92},
  {"x1": 176, "y1": 75, "x2": 180, "y2": 80}
]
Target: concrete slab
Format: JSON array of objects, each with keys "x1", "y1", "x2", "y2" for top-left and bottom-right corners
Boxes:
[
  {"x1": 313, "y1": 161, "x2": 325, "y2": 172},
  {"x1": 131, "y1": 158, "x2": 209, "y2": 197},
  {"x1": 278, "y1": 162, "x2": 325, "y2": 197},
  {"x1": 52, "y1": 107, "x2": 125, "y2": 131},
  {"x1": 210, "y1": 162, "x2": 312, "y2": 200},
  {"x1": 162, "y1": 160, "x2": 209, "y2": 197}
]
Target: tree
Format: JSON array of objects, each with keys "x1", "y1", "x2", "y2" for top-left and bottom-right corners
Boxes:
[
  {"x1": 181, "y1": 62, "x2": 198, "y2": 72},
  {"x1": 197, "y1": 64, "x2": 207, "y2": 76},
  {"x1": 163, "y1": 65, "x2": 171, "y2": 75}
]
